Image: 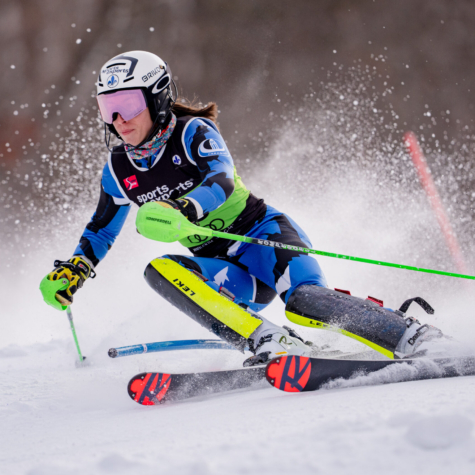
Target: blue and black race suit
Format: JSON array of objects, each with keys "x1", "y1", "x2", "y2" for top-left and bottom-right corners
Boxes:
[{"x1": 74, "y1": 115, "x2": 327, "y2": 310}]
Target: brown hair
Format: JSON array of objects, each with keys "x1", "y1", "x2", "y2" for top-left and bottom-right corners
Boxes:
[{"x1": 172, "y1": 98, "x2": 218, "y2": 125}]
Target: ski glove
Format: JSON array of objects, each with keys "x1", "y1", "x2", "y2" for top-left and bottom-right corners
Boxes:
[
  {"x1": 156, "y1": 197, "x2": 198, "y2": 223},
  {"x1": 40, "y1": 256, "x2": 95, "y2": 310}
]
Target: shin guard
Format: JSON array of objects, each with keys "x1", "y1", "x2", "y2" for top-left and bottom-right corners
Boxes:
[
  {"x1": 144, "y1": 258, "x2": 262, "y2": 351},
  {"x1": 285, "y1": 285, "x2": 407, "y2": 359}
]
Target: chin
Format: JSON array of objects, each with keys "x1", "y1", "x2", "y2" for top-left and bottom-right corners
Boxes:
[{"x1": 122, "y1": 135, "x2": 138, "y2": 146}]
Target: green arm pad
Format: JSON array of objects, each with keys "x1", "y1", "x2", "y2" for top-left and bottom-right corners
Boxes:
[{"x1": 136, "y1": 203, "x2": 212, "y2": 243}]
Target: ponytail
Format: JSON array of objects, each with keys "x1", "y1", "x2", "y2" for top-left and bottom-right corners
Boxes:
[{"x1": 172, "y1": 98, "x2": 218, "y2": 125}]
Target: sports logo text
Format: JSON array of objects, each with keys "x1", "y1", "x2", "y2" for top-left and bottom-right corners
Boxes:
[{"x1": 136, "y1": 180, "x2": 194, "y2": 203}]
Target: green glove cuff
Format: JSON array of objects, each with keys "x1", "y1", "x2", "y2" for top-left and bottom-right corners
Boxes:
[
  {"x1": 136, "y1": 203, "x2": 211, "y2": 243},
  {"x1": 39, "y1": 276, "x2": 69, "y2": 311}
]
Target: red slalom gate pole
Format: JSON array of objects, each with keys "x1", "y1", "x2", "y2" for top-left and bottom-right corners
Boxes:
[{"x1": 404, "y1": 131, "x2": 469, "y2": 274}]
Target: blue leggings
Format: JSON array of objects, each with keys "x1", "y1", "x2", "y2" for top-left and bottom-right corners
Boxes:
[{"x1": 164, "y1": 205, "x2": 328, "y2": 312}]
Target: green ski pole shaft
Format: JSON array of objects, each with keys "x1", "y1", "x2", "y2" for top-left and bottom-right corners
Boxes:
[
  {"x1": 135, "y1": 204, "x2": 474, "y2": 281},
  {"x1": 66, "y1": 306, "x2": 84, "y2": 362},
  {"x1": 210, "y1": 230, "x2": 475, "y2": 281}
]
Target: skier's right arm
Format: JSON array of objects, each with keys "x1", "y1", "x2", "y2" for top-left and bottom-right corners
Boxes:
[
  {"x1": 73, "y1": 171, "x2": 131, "y2": 267},
  {"x1": 40, "y1": 163, "x2": 131, "y2": 309}
]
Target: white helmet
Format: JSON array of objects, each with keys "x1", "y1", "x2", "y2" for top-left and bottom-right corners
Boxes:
[{"x1": 97, "y1": 51, "x2": 175, "y2": 138}]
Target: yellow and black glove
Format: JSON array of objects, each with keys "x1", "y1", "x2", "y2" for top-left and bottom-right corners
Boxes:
[
  {"x1": 45, "y1": 256, "x2": 95, "y2": 307},
  {"x1": 158, "y1": 197, "x2": 198, "y2": 223}
]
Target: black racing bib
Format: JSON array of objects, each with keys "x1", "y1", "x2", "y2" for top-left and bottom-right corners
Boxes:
[
  {"x1": 110, "y1": 116, "x2": 201, "y2": 205},
  {"x1": 108, "y1": 115, "x2": 267, "y2": 257}
]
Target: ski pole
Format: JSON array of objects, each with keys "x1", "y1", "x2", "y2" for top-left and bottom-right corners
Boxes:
[
  {"x1": 66, "y1": 306, "x2": 86, "y2": 363},
  {"x1": 136, "y1": 204, "x2": 475, "y2": 281},
  {"x1": 108, "y1": 339, "x2": 239, "y2": 358}
]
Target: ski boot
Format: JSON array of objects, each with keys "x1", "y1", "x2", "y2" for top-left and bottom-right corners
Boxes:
[
  {"x1": 395, "y1": 316, "x2": 446, "y2": 358},
  {"x1": 243, "y1": 316, "x2": 313, "y2": 367}
]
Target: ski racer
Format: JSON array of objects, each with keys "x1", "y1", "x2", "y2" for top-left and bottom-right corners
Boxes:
[{"x1": 40, "y1": 50, "x2": 444, "y2": 365}]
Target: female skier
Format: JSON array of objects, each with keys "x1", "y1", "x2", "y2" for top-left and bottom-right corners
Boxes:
[{"x1": 40, "y1": 51, "x2": 443, "y2": 365}]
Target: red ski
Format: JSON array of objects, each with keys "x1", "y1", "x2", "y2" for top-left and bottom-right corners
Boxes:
[
  {"x1": 266, "y1": 355, "x2": 475, "y2": 393},
  {"x1": 127, "y1": 366, "x2": 266, "y2": 405}
]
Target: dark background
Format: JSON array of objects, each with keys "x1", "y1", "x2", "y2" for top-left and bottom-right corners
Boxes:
[{"x1": 2, "y1": 0, "x2": 475, "y2": 161}]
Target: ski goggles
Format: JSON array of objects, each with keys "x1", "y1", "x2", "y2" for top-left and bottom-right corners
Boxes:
[{"x1": 97, "y1": 89, "x2": 147, "y2": 124}]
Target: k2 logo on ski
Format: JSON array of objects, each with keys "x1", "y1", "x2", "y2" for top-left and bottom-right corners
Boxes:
[
  {"x1": 124, "y1": 175, "x2": 139, "y2": 190},
  {"x1": 198, "y1": 138, "x2": 229, "y2": 157}
]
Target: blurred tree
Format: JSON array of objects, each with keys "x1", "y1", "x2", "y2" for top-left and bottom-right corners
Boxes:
[{"x1": 1, "y1": 0, "x2": 475, "y2": 172}]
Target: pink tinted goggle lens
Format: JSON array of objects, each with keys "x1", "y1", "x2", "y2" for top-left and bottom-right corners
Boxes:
[{"x1": 96, "y1": 89, "x2": 147, "y2": 124}]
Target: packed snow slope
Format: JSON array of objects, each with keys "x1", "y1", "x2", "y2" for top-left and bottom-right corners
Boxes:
[
  {"x1": 2, "y1": 341, "x2": 475, "y2": 475},
  {"x1": 2, "y1": 66, "x2": 475, "y2": 474}
]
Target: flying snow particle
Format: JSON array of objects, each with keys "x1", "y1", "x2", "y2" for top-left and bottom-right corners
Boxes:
[
  {"x1": 43, "y1": 47, "x2": 48, "y2": 52},
  {"x1": 87, "y1": 28, "x2": 91, "y2": 32},
  {"x1": 13, "y1": 111, "x2": 18, "y2": 116},
  {"x1": 333, "y1": 50, "x2": 337, "y2": 53},
  {"x1": 71, "y1": 23, "x2": 76, "y2": 27},
  {"x1": 117, "y1": 43, "x2": 122, "y2": 48},
  {"x1": 150, "y1": 27, "x2": 155, "y2": 31},
  {"x1": 10, "y1": 65, "x2": 15, "y2": 69},
  {"x1": 76, "y1": 39, "x2": 82, "y2": 44}
]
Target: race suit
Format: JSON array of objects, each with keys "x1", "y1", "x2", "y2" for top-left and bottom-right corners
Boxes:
[{"x1": 74, "y1": 115, "x2": 327, "y2": 312}]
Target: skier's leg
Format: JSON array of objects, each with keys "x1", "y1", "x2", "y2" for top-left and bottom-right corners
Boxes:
[
  {"x1": 160, "y1": 254, "x2": 277, "y2": 313},
  {"x1": 144, "y1": 256, "x2": 263, "y2": 351},
  {"x1": 285, "y1": 286, "x2": 445, "y2": 358},
  {"x1": 226, "y1": 205, "x2": 443, "y2": 359},
  {"x1": 285, "y1": 285, "x2": 407, "y2": 358},
  {"x1": 222, "y1": 206, "x2": 327, "y2": 364},
  {"x1": 144, "y1": 254, "x2": 309, "y2": 360}
]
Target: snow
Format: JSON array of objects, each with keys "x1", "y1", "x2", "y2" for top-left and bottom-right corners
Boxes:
[{"x1": 2, "y1": 337, "x2": 475, "y2": 475}]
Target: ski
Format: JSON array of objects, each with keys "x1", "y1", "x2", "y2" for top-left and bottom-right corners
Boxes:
[
  {"x1": 127, "y1": 366, "x2": 266, "y2": 405},
  {"x1": 125, "y1": 349, "x2": 376, "y2": 405},
  {"x1": 265, "y1": 355, "x2": 475, "y2": 393}
]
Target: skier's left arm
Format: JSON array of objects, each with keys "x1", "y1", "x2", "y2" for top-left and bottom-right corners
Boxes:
[{"x1": 182, "y1": 119, "x2": 235, "y2": 219}]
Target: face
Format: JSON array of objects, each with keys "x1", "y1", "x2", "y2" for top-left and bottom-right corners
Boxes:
[{"x1": 113, "y1": 108, "x2": 154, "y2": 146}]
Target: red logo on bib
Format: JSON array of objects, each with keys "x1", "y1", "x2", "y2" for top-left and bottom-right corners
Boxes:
[{"x1": 124, "y1": 175, "x2": 138, "y2": 190}]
